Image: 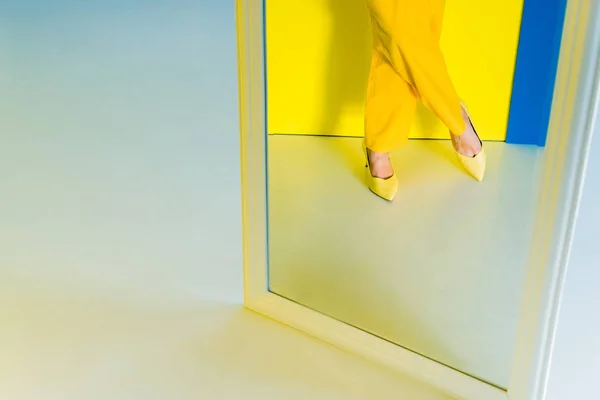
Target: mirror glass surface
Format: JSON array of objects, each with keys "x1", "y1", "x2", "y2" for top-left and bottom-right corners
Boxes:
[{"x1": 264, "y1": 0, "x2": 549, "y2": 388}]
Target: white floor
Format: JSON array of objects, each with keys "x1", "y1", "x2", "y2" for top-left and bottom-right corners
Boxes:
[
  {"x1": 268, "y1": 135, "x2": 544, "y2": 388},
  {"x1": 0, "y1": 283, "x2": 450, "y2": 400}
]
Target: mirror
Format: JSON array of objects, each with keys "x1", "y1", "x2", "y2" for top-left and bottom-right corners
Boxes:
[{"x1": 264, "y1": 0, "x2": 557, "y2": 388}]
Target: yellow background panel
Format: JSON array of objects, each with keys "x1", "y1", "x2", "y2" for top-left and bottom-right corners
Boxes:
[{"x1": 266, "y1": 0, "x2": 524, "y2": 140}]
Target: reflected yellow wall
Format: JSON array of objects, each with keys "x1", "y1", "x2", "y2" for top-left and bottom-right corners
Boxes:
[{"x1": 266, "y1": 0, "x2": 524, "y2": 140}]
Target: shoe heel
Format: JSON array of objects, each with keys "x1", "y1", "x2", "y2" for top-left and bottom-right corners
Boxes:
[
  {"x1": 456, "y1": 103, "x2": 487, "y2": 182},
  {"x1": 361, "y1": 140, "x2": 398, "y2": 202}
]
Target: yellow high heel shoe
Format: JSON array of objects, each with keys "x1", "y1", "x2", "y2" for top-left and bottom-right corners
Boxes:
[
  {"x1": 455, "y1": 104, "x2": 486, "y2": 182},
  {"x1": 362, "y1": 141, "x2": 398, "y2": 201}
]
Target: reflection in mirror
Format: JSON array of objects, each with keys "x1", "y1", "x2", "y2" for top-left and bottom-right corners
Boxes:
[{"x1": 265, "y1": 0, "x2": 556, "y2": 388}]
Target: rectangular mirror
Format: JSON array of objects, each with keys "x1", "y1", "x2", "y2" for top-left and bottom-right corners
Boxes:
[{"x1": 262, "y1": 0, "x2": 566, "y2": 390}]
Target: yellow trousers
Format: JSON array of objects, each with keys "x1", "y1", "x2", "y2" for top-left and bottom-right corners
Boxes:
[{"x1": 364, "y1": 0, "x2": 466, "y2": 153}]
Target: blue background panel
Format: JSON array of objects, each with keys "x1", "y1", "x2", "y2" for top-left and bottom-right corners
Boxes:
[{"x1": 507, "y1": 0, "x2": 569, "y2": 146}]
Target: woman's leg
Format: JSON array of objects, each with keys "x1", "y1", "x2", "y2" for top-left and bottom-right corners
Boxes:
[
  {"x1": 364, "y1": 48, "x2": 417, "y2": 178},
  {"x1": 365, "y1": 0, "x2": 481, "y2": 157}
]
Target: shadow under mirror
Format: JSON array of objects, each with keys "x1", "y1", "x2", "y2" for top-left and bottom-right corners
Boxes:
[{"x1": 264, "y1": 0, "x2": 562, "y2": 389}]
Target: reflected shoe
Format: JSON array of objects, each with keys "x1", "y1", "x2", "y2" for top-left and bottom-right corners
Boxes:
[
  {"x1": 455, "y1": 104, "x2": 486, "y2": 182},
  {"x1": 362, "y1": 141, "x2": 398, "y2": 201}
]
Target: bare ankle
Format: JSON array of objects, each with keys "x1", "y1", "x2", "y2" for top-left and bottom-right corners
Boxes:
[{"x1": 367, "y1": 150, "x2": 393, "y2": 179}]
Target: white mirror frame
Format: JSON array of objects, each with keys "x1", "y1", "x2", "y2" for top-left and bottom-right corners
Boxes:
[{"x1": 236, "y1": 0, "x2": 600, "y2": 399}]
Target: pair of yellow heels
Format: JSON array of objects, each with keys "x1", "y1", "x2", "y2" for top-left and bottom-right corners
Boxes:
[{"x1": 363, "y1": 106, "x2": 486, "y2": 202}]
